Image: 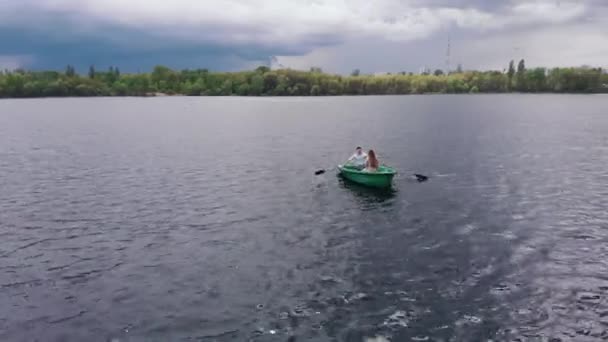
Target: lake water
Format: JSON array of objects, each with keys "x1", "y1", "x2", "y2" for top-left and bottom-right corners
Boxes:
[{"x1": 1, "y1": 95, "x2": 607, "y2": 342}]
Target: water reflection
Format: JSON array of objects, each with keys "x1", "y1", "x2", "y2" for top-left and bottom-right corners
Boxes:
[{"x1": 337, "y1": 176, "x2": 397, "y2": 205}]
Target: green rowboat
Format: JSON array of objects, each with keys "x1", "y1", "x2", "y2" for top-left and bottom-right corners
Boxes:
[{"x1": 338, "y1": 164, "x2": 397, "y2": 188}]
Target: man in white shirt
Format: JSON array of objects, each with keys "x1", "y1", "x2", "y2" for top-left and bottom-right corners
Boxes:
[{"x1": 347, "y1": 146, "x2": 368, "y2": 169}]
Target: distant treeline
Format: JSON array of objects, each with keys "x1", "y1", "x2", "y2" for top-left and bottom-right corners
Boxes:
[{"x1": 0, "y1": 60, "x2": 606, "y2": 98}]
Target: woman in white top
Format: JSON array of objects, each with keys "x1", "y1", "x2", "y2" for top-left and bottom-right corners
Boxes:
[{"x1": 347, "y1": 146, "x2": 367, "y2": 169}]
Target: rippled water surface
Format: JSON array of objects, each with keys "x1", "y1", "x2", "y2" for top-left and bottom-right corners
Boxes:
[{"x1": 1, "y1": 95, "x2": 607, "y2": 341}]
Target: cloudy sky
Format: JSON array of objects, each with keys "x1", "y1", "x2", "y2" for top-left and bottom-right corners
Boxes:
[{"x1": 0, "y1": 0, "x2": 606, "y2": 73}]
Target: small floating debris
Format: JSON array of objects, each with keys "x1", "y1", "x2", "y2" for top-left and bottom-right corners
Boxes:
[
  {"x1": 351, "y1": 292, "x2": 371, "y2": 301},
  {"x1": 256, "y1": 304, "x2": 265, "y2": 310},
  {"x1": 290, "y1": 303, "x2": 313, "y2": 317},
  {"x1": 319, "y1": 275, "x2": 343, "y2": 284},
  {"x1": 412, "y1": 336, "x2": 429, "y2": 341},
  {"x1": 576, "y1": 328, "x2": 591, "y2": 336},
  {"x1": 383, "y1": 290, "x2": 416, "y2": 302},
  {"x1": 490, "y1": 283, "x2": 512, "y2": 294},
  {"x1": 399, "y1": 296, "x2": 417, "y2": 302},
  {"x1": 365, "y1": 336, "x2": 390, "y2": 342},
  {"x1": 517, "y1": 308, "x2": 532, "y2": 316},
  {"x1": 431, "y1": 325, "x2": 449, "y2": 331},
  {"x1": 383, "y1": 310, "x2": 409, "y2": 328},
  {"x1": 311, "y1": 323, "x2": 323, "y2": 330},
  {"x1": 578, "y1": 292, "x2": 601, "y2": 303},
  {"x1": 460, "y1": 315, "x2": 482, "y2": 324},
  {"x1": 342, "y1": 292, "x2": 373, "y2": 304},
  {"x1": 395, "y1": 290, "x2": 416, "y2": 302}
]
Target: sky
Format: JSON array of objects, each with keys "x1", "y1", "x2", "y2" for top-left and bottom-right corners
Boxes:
[{"x1": 0, "y1": 0, "x2": 606, "y2": 74}]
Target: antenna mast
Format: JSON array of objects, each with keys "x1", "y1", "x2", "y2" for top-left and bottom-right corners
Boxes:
[{"x1": 446, "y1": 33, "x2": 451, "y2": 73}]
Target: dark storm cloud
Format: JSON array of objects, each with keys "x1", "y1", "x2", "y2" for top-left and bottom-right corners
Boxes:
[{"x1": 0, "y1": 1, "x2": 605, "y2": 72}]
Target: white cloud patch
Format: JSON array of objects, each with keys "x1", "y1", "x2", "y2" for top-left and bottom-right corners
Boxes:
[
  {"x1": 460, "y1": 22, "x2": 608, "y2": 70},
  {"x1": 273, "y1": 1, "x2": 606, "y2": 73},
  {"x1": 509, "y1": 1, "x2": 587, "y2": 25},
  {"x1": 0, "y1": 0, "x2": 591, "y2": 46},
  {"x1": 0, "y1": 55, "x2": 31, "y2": 70}
]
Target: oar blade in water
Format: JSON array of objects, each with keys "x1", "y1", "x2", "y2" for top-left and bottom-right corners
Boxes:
[{"x1": 414, "y1": 174, "x2": 428, "y2": 182}]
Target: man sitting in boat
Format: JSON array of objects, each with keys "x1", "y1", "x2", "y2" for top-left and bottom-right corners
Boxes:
[{"x1": 346, "y1": 146, "x2": 367, "y2": 170}]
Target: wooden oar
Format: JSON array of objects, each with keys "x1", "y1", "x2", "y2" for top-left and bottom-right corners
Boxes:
[
  {"x1": 413, "y1": 174, "x2": 428, "y2": 182},
  {"x1": 315, "y1": 167, "x2": 428, "y2": 182},
  {"x1": 314, "y1": 165, "x2": 338, "y2": 175}
]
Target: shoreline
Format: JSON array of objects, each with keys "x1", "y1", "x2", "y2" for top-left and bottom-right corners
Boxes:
[
  {"x1": 1, "y1": 92, "x2": 607, "y2": 100},
  {"x1": 1, "y1": 65, "x2": 606, "y2": 98}
]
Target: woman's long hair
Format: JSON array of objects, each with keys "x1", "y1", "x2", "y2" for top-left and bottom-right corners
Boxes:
[{"x1": 367, "y1": 150, "x2": 379, "y2": 168}]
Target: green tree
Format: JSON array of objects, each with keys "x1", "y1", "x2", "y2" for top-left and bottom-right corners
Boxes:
[
  {"x1": 293, "y1": 82, "x2": 309, "y2": 96},
  {"x1": 310, "y1": 67, "x2": 323, "y2": 73},
  {"x1": 249, "y1": 74, "x2": 264, "y2": 95},
  {"x1": 3, "y1": 73, "x2": 26, "y2": 97},
  {"x1": 351, "y1": 69, "x2": 360, "y2": 77},
  {"x1": 105, "y1": 66, "x2": 120, "y2": 84},
  {"x1": 327, "y1": 79, "x2": 342, "y2": 95},
  {"x1": 112, "y1": 81, "x2": 128, "y2": 96},
  {"x1": 0, "y1": 63, "x2": 606, "y2": 98},
  {"x1": 65, "y1": 65, "x2": 76, "y2": 77},
  {"x1": 394, "y1": 77, "x2": 412, "y2": 94},
  {"x1": 23, "y1": 81, "x2": 44, "y2": 97},
  {"x1": 151, "y1": 65, "x2": 172, "y2": 90},
  {"x1": 236, "y1": 83, "x2": 250, "y2": 96},
  {"x1": 344, "y1": 77, "x2": 364, "y2": 94},
  {"x1": 447, "y1": 77, "x2": 467, "y2": 93},
  {"x1": 255, "y1": 66, "x2": 270, "y2": 74},
  {"x1": 527, "y1": 68, "x2": 547, "y2": 92},
  {"x1": 220, "y1": 79, "x2": 233, "y2": 95},
  {"x1": 507, "y1": 60, "x2": 515, "y2": 90},
  {"x1": 45, "y1": 80, "x2": 68, "y2": 97},
  {"x1": 516, "y1": 59, "x2": 526, "y2": 91},
  {"x1": 181, "y1": 81, "x2": 195, "y2": 96},
  {"x1": 75, "y1": 83, "x2": 96, "y2": 96},
  {"x1": 263, "y1": 72, "x2": 278, "y2": 94},
  {"x1": 272, "y1": 74, "x2": 289, "y2": 95},
  {"x1": 434, "y1": 69, "x2": 444, "y2": 76}
]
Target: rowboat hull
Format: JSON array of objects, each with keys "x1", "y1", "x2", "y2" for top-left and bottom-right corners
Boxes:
[{"x1": 338, "y1": 164, "x2": 396, "y2": 188}]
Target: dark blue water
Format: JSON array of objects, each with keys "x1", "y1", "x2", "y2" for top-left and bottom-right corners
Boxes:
[{"x1": 1, "y1": 95, "x2": 607, "y2": 342}]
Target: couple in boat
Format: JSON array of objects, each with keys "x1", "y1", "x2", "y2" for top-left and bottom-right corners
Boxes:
[{"x1": 346, "y1": 146, "x2": 380, "y2": 172}]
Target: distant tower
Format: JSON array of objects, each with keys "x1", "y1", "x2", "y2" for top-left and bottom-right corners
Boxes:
[
  {"x1": 445, "y1": 33, "x2": 451, "y2": 74},
  {"x1": 269, "y1": 56, "x2": 284, "y2": 70}
]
